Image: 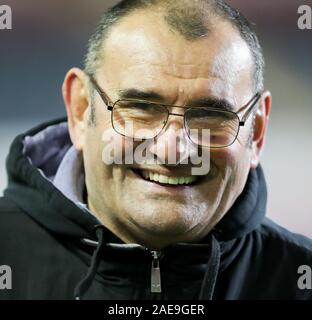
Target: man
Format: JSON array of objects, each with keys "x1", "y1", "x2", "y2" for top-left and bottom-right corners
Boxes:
[{"x1": 0, "y1": 0, "x2": 311, "y2": 300}]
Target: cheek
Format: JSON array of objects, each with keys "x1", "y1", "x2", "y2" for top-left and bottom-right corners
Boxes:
[
  {"x1": 100, "y1": 129, "x2": 139, "y2": 185},
  {"x1": 83, "y1": 122, "x2": 118, "y2": 185},
  {"x1": 210, "y1": 148, "x2": 237, "y2": 168},
  {"x1": 210, "y1": 143, "x2": 251, "y2": 174}
]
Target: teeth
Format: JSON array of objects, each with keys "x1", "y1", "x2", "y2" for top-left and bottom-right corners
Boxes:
[
  {"x1": 158, "y1": 174, "x2": 168, "y2": 184},
  {"x1": 150, "y1": 172, "x2": 159, "y2": 182},
  {"x1": 141, "y1": 171, "x2": 198, "y2": 185},
  {"x1": 169, "y1": 177, "x2": 179, "y2": 185}
]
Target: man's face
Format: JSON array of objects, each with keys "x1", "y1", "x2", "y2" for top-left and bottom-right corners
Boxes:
[{"x1": 81, "y1": 12, "x2": 257, "y2": 248}]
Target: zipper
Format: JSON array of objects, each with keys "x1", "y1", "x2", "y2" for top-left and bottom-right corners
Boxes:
[{"x1": 150, "y1": 250, "x2": 162, "y2": 293}]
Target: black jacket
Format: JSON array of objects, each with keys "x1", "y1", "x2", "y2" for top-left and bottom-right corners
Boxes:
[{"x1": 0, "y1": 118, "x2": 312, "y2": 300}]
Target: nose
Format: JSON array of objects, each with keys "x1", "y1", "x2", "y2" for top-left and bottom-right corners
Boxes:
[{"x1": 147, "y1": 114, "x2": 198, "y2": 165}]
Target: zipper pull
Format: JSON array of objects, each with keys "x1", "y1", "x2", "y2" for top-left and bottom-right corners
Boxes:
[{"x1": 151, "y1": 251, "x2": 162, "y2": 293}]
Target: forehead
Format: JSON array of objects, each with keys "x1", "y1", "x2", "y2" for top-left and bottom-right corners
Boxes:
[{"x1": 100, "y1": 11, "x2": 254, "y2": 105}]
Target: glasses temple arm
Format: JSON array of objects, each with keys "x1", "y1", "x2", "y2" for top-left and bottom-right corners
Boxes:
[
  {"x1": 87, "y1": 74, "x2": 113, "y2": 108},
  {"x1": 240, "y1": 93, "x2": 262, "y2": 124}
]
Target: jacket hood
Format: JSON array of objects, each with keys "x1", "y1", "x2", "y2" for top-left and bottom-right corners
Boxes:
[{"x1": 4, "y1": 117, "x2": 267, "y2": 243}]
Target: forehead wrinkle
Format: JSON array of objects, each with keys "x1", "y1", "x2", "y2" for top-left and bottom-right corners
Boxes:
[
  {"x1": 160, "y1": 67, "x2": 223, "y2": 82},
  {"x1": 105, "y1": 60, "x2": 237, "y2": 106}
]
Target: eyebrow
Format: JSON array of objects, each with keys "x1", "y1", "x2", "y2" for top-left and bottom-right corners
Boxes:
[
  {"x1": 118, "y1": 89, "x2": 165, "y2": 102},
  {"x1": 118, "y1": 88, "x2": 235, "y2": 112}
]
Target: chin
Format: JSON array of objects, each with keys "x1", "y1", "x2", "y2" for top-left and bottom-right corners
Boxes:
[{"x1": 129, "y1": 205, "x2": 204, "y2": 236}]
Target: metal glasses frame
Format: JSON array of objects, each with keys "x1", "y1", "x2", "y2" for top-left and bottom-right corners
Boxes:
[{"x1": 88, "y1": 74, "x2": 262, "y2": 148}]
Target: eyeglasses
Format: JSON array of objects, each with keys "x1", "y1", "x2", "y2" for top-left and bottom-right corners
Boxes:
[{"x1": 88, "y1": 74, "x2": 262, "y2": 148}]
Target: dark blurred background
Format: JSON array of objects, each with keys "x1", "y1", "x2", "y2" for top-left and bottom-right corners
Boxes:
[{"x1": 1, "y1": 0, "x2": 311, "y2": 236}]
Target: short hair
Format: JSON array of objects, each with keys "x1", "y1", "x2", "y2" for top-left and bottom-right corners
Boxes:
[{"x1": 84, "y1": 0, "x2": 264, "y2": 94}]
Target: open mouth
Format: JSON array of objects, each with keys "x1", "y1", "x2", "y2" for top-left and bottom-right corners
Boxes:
[{"x1": 132, "y1": 169, "x2": 204, "y2": 186}]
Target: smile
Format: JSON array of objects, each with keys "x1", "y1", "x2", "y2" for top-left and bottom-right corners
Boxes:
[
  {"x1": 133, "y1": 169, "x2": 201, "y2": 186},
  {"x1": 142, "y1": 170, "x2": 199, "y2": 185}
]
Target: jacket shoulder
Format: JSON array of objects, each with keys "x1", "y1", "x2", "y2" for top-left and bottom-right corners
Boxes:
[
  {"x1": 0, "y1": 196, "x2": 23, "y2": 214},
  {"x1": 258, "y1": 218, "x2": 312, "y2": 256},
  {"x1": 0, "y1": 196, "x2": 42, "y2": 234}
]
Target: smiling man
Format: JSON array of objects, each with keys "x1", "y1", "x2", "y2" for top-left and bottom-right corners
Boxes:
[{"x1": 1, "y1": 0, "x2": 312, "y2": 300}]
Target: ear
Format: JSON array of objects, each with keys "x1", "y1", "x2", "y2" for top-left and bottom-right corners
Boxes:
[
  {"x1": 250, "y1": 91, "x2": 271, "y2": 169},
  {"x1": 62, "y1": 68, "x2": 90, "y2": 151}
]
